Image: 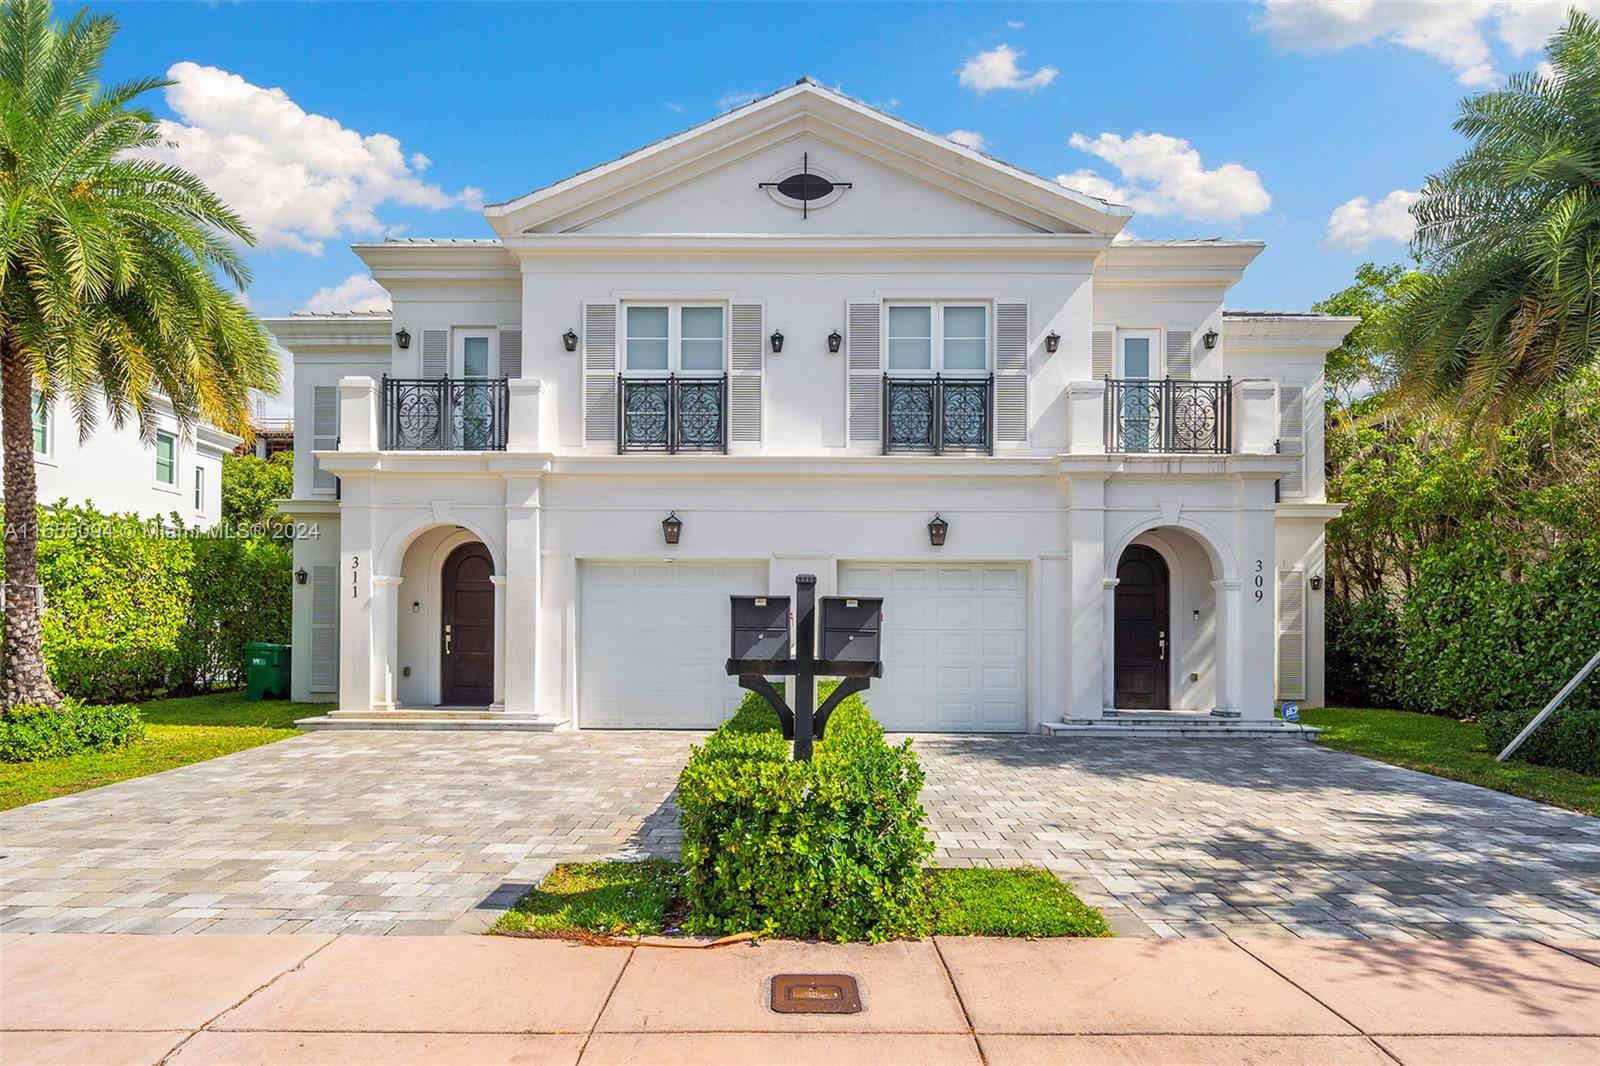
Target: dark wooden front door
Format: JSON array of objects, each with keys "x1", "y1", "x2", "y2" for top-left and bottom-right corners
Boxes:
[
  {"x1": 1114, "y1": 545, "x2": 1170, "y2": 710},
  {"x1": 441, "y1": 542, "x2": 495, "y2": 705}
]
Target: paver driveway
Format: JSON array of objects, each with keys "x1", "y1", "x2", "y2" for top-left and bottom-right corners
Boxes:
[{"x1": 1, "y1": 731, "x2": 1597, "y2": 938}]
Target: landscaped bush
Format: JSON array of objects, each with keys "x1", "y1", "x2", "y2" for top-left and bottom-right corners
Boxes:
[
  {"x1": 677, "y1": 685, "x2": 933, "y2": 942},
  {"x1": 1325, "y1": 594, "x2": 1401, "y2": 708},
  {"x1": 1482, "y1": 705, "x2": 1600, "y2": 776},
  {"x1": 0, "y1": 699, "x2": 144, "y2": 763}
]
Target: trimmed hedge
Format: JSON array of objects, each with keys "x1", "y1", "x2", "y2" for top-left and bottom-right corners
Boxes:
[
  {"x1": 0, "y1": 700, "x2": 144, "y2": 762},
  {"x1": 1483, "y1": 706, "x2": 1600, "y2": 776},
  {"x1": 677, "y1": 685, "x2": 933, "y2": 942}
]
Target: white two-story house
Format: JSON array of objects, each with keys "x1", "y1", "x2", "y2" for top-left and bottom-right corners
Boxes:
[{"x1": 266, "y1": 81, "x2": 1352, "y2": 734}]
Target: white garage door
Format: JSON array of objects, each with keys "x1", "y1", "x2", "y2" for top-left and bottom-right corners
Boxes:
[
  {"x1": 579, "y1": 560, "x2": 766, "y2": 729},
  {"x1": 838, "y1": 563, "x2": 1027, "y2": 732}
]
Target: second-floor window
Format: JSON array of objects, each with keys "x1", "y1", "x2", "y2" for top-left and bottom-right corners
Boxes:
[
  {"x1": 31, "y1": 391, "x2": 48, "y2": 456},
  {"x1": 155, "y1": 431, "x2": 177, "y2": 486},
  {"x1": 887, "y1": 304, "x2": 988, "y2": 375},
  {"x1": 625, "y1": 305, "x2": 725, "y2": 375},
  {"x1": 194, "y1": 466, "x2": 204, "y2": 511}
]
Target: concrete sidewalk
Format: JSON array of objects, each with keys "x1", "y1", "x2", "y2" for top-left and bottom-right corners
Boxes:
[{"x1": 2, "y1": 934, "x2": 1597, "y2": 1065}]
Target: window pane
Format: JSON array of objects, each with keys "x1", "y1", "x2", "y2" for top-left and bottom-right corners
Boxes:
[
  {"x1": 680, "y1": 339, "x2": 723, "y2": 372},
  {"x1": 887, "y1": 306, "x2": 932, "y2": 371},
  {"x1": 156, "y1": 434, "x2": 176, "y2": 484},
  {"x1": 1123, "y1": 337, "x2": 1151, "y2": 378},
  {"x1": 31, "y1": 391, "x2": 46, "y2": 454},
  {"x1": 680, "y1": 306, "x2": 723, "y2": 340},
  {"x1": 462, "y1": 336, "x2": 489, "y2": 377},
  {"x1": 625, "y1": 307, "x2": 669, "y2": 371},
  {"x1": 679, "y1": 307, "x2": 724, "y2": 371},
  {"x1": 888, "y1": 306, "x2": 931, "y2": 340},
  {"x1": 627, "y1": 306, "x2": 669, "y2": 339},
  {"x1": 943, "y1": 306, "x2": 986, "y2": 340},
  {"x1": 194, "y1": 468, "x2": 203, "y2": 509},
  {"x1": 888, "y1": 339, "x2": 932, "y2": 370},
  {"x1": 943, "y1": 339, "x2": 987, "y2": 371}
]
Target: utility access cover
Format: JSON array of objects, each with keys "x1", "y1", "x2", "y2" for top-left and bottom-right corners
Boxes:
[{"x1": 770, "y1": 973, "x2": 863, "y2": 1014}]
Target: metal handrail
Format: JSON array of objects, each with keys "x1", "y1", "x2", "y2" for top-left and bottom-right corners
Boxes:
[
  {"x1": 382, "y1": 376, "x2": 509, "y2": 451},
  {"x1": 1105, "y1": 377, "x2": 1232, "y2": 454},
  {"x1": 618, "y1": 374, "x2": 728, "y2": 454},
  {"x1": 882, "y1": 374, "x2": 993, "y2": 455}
]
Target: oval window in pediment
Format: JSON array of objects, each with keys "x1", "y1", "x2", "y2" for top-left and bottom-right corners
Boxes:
[{"x1": 775, "y1": 172, "x2": 837, "y2": 202}]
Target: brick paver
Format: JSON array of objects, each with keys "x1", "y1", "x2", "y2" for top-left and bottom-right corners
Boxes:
[{"x1": 2, "y1": 730, "x2": 1597, "y2": 938}]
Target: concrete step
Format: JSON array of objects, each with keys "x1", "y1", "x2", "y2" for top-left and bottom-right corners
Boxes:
[
  {"x1": 1041, "y1": 718, "x2": 1320, "y2": 740},
  {"x1": 296, "y1": 714, "x2": 568, "y2": 733},
  {"x1": 326, "y1": 708, "x2": 509, "y2": 721}
]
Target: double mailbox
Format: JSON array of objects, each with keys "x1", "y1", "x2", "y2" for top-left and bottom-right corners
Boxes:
[{"x1": 728, "y1": 595, "x2": 884, "y2": 675}]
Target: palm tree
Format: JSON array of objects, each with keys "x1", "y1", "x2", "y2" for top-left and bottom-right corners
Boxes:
[
  {"x1": 1394, "y1": 10, "x2": 1600, "y2": 429},
  {"x1": 0, "y1": 0, "x2": 277, "y2": 707}
]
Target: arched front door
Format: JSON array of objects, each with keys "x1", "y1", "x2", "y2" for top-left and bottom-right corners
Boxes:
[
  {"x1": 1114, "y1": 544, "x2": 1170, "y2": 710},
  {"x1": 441, "y1": 542, "x2": 495, "y2": 705}
]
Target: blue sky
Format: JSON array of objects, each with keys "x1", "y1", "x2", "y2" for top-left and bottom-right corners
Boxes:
[{"x1": 96, "y1": 1, "x2": 1585, "y2": 319}]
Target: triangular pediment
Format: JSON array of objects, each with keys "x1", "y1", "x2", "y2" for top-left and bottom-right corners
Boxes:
[{"x1": 484, "y1": 81, "x2": 1131, "y2": 239}]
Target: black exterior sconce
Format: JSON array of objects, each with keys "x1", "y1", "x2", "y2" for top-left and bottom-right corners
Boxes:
[
  {"x1": 662, "y1": 512, "x2": 683, "y2": 545},
  {"x1": 827, "y1": 330, "x2": 843, "y2": 354},
  {"x1": 770, "y1": 330, "x2": 784, "y2": 354},
  {"x1": 1309, "y1": 574, "x2": 1324, "y2": 591},
  {"x1": 562, "y1": 329, "x2": 579, "y2": 352},
  {"x1": 1203, "y1": 329, "x2": 1219, "y2": 350},
  {"x1": 394, "y1": 328, "x2": 411, "y2": 350},
  {"x1": 927, "y1": 513, "x2": 949, "y2": 547},
  {"x1": 294, "y1": 567, "x2": 308, "y2": 585},
  {"x1": 1045, "y1": 331, "x2": 1060, "y2": 354}
]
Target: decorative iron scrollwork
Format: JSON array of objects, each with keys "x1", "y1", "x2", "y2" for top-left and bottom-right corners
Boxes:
[
  {"x1": 883, "y1": 375, "x2": 992, "y2": 455},
  {"x1": 1105, "y1": 378, "x2": 1231, "y2": 454},
  {"x1": 619, "y1": 375, "x2": 727, "y2": 453},
  {"x1": 382, "y1": 377, "x2": 509, "y2": 451}
]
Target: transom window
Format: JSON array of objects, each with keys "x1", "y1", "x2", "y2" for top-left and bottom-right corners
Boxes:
[
  {"x1": 155, "y1": 431, "x2": 177, "y2": 486},
  {"x1": 886, "y1": 304, "x2": 988, "y2": 375},
  {"x1": 624, "y1": 305, "x2": 725, "y2": 375}
]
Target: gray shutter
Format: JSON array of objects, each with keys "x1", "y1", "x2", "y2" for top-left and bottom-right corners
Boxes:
[
  {"x1": 309, "y1": 563, "x2": 338, "y2": 693},
  {"x1": 846, "y1": 301, "x2": 881, "y2": 445},
  {"x1": 498, "y1": 327, "x2": 522, "y2": 379},
  {"x1": 1165, "y1": 330, "x2": 1192, "y2": 381},
  {"x1": 994, "y1": 301, "x2": 1029, "y2": 445},
  {"x1": 1278, "y1": 385, "x2": 1306, "y2": 499},
  {"x1": 420, "y1": 329, "x2": 449, "y2": 379},
  {"x1": 729, "y1": 303, "x2": 763, "y2": 445},
  {"x1": 1278, "y1": 568, "x2": 1307, "y2": 701},
  {"x1": 311, "y1": 385, "x2": 338, "y2": 495},
  {"x1": 1091, "y1": 331, "x2": 1114, "y2": 380},
  {"x1": 583, "y1": 302, "x2": 618, "y2": 443}
]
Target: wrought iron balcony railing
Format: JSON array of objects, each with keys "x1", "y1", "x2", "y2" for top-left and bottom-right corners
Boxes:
[
  {"x1": 1105, "y1": 378, "x2": 1232, "y2": 454},
  {"x1": 382, "y1": 376, "x2": 509, "y2": 451},
  {"x1": 883, "y1": 374, "x2": 993, "y2": 455},
  {"x1": 618, "y1": 374, "x2": 727, "y2": 453}
]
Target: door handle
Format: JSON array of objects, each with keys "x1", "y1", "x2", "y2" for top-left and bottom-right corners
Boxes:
[
  {"x1": 1158, "y1": 630, "x2": 1167, "y2": 661},
  {"x1": 444, "y1": 623, "x2": 453, "y2": 655}
]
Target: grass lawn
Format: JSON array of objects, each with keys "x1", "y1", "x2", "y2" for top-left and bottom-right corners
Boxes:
[
  {"x1": 1304, "y1": 707, "x2": 1600, "y2": 817},
  {"x1": 0, "y1": 692, "x2": 330, "y2": 812},
  {"x1": 494, "y1": 861, "x2": 1111, "y2": 941}
]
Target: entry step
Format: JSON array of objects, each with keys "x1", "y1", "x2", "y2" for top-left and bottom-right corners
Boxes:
[
  {"x1": 297, "y1": 711, "x2": 568, "y2": 732},
  {"x1": 1043, "y1": 715, "x2": 1319, "y2": 740}
]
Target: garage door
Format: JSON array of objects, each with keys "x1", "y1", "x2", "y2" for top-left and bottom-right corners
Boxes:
[
  {"x1": 579, "y1": 560, "x2": 765, "y2": 728},
  {"x1": 838, "y1": 563, "x2": 1027, "y2": 732}
]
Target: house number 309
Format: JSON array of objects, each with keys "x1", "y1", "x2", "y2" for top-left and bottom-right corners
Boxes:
[
  {"x1": 352, "y1": 556, "x2": 360, "y2": 599},
  {"x1": 1254, "y1": 559, "x2": 1265, "y2": 602}
]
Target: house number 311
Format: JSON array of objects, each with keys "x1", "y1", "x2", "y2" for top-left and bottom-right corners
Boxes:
[
  {"x1": 352, "y1": 556, "x2": 360, "y2": 599},
  {"x1": 1254, "y1": 559, "x2": 1265, "y2": 602}
]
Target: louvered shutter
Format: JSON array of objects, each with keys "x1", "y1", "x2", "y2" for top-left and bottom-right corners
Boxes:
[
  {"x1": 420, "y1": 329, "x2": 449, "y2": 379},
  {"x1": 309, "y1": 563, "x2": 338, "y2": 692},
  {"x1": 1278, "y1": 568, "x2": 1307, "y2": 701},
  {"x1": 994, "y1": 301, "x2": 1029, "y2": 445},
  {"x1": 1091, "y1": 331, "x2": 1114, "y2": 380},
  {"x1": 729, "y1": 303, "x2": 763, "y2": 445},
  {"x1": 498, "y1": 327, "x2": 522, "y2": 379},
  {"x1": 1278, "y1": 385, "x2": 1306, "y2": 499},
  {"x1": 311, "y1": 385, "x2": 338, "y2": 495},
  {"x1": 582, "y1": 302, "x2": 618, "y2": 444},
  {"x1": 1165, "y1": 331, "x2": 1192, "y2": 381},
  {"x1": 846, "y1": 301, "x2": 882, "y2": 445}
]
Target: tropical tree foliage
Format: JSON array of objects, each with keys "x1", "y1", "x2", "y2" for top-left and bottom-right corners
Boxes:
[
  {"x1": 0, "y1": 0, "x2": 276, "y2": 706},
  {"x1": 221, "y1": 452, "x2": 293, "y2": 530},
  {"x1": 1393, "y1": 10, "x2": 1600, "y2": 429}
]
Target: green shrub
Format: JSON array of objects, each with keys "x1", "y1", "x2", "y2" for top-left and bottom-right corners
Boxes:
[
  {"x1": 1482, "y1": 705, "x2": 1600, "y2": 776},
  {"x1": 677, "y1": 685, "x2": 933, "y2": 943},
  {"x1": 1326, "y1": 594, "x2": 1401, "y2": 707},
  {"x1": 0, "y1": 700, "x2": 144, "y2": 762},
  {"x1": 173, "y1": 535, "x2": 292, "y2": 692}
]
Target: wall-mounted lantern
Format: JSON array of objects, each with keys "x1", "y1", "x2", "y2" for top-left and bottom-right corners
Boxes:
[
  {"x1": 927, "y1": 513, "x2": 949, "y2": 547},
  {"x1": 1203, "y1": 329, "x2": 1219, "y2": 350},
  {"x1": 394, "y1": 327, "x2": 411, "y2": 350},
  {"x1": 770, "y1": 330, "x2": 784, "y2": 354},
  {"x1": 662, "y1": 511, "x2": 683, "y2": 545},
  {"x1": 1309, "y1": 574, "x2": 1324, "y2": 591},
  {"x1": 562, "y1": 329, "x2": 579, "y2": 352},
  {"x1": 1045, "y1": 330, "x2": 1061, "y2": 354},
  {"x1": 827, "y1": 330, "x2": 843, "y2": 354},
  {"x1": 294, "y1": 567, "x2": 308, "y2": 585}
]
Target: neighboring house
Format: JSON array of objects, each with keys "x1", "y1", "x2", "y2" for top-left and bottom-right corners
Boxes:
[
  {"x1": 265, "y1": 81, "x2": 1354, "y2": 733},
  {"x1": 22, "y1": 391, "x2": 235, "y2": 527}
]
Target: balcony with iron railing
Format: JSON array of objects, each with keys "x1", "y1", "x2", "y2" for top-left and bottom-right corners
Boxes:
[
  {"x1": 618, "y1": 374, "x2": 727, "y2": 453},
  {"x1": 1104, "y1": 378, "x2": 1232, "y2": 455},
  {"x1": 382, "y1": 376, "x2": 510, "y2": 451},
  {"x1": 882, "y1": 374, "x2": 993, "y2": 455}
]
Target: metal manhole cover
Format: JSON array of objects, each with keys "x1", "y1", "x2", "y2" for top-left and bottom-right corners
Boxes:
[{"x1": 770, "y1": 973, "x2": 862, "y2": 1014}]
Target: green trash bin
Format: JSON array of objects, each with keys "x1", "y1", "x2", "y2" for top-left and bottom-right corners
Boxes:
[{"x1": 245, "y1": 642, "x2": 292, "y2": 701}]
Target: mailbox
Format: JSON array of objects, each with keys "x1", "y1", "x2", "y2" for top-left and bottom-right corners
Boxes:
[
  {"x1": 730, "y1": 595, "x2": 791, "y2": 664},
  {"x1": 820, "y1": 596, "x2": 883, "y2": 664}
]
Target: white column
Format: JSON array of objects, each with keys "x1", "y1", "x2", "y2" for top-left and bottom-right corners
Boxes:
[
  {"x1": 370, "y1": 575, "x2": 401, "y2": 712},
  {"x1": 1101, "y1": 577, "x2": 1119, "y2": 713},
  {"x1": 1065, "y1": 475, "x2": 1108, "y2": 720},
  {"x1": 489, "y1": 576, "x2": 508, "y2": 710},
  {"x1": 507, "y1": 379, "x2": 546, "y2": 452},
  {"x1": 337, "y1": 376, "x2": 378, "y2": 451},
  {"x1": 1232, "y1": 379, "x2": 1279, "y2": 455},
  {"x1": 502, "y1": 477, "x2": 543, "y2": 715},
  {"x1": 539, "y1": 552, "x2": 578, "y2": 728},
  {"x1": 1038, "y1": 554, "x2": 1072, "y2": 725},
  {"x1": 1065, "y1": 380, "x2": 1107, "y2": 454},
  {"x1": 1212, "y1": 578, "x2": 1242, "y2": 716},
  {"x1": 337, "y1": 482, "x2": 376, "y2": 714},
  {"x1": 1238, "y1": 504, "x2": 1279, "y2": 720}
]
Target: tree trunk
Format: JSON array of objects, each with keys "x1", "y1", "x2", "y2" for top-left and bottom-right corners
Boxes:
[{"x1": 0, "y1": 329, "x2": 62, "y2": 709}]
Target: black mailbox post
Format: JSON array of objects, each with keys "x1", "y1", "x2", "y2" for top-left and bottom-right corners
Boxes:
[{"x1": 725, "y1": 575, "x2": 884, "y2": 761}]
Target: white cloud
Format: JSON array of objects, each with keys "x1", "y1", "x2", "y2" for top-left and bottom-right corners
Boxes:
[
  {"x1": 717, "y1": 89, "x2": 761, "y2": 111},
  {"x1": 1007, "y1": 20, "x2": 1025, "y2": 30},
  {"x1": 1062, "y1": 131, "x2": 1271, "y2": 222},
  {"x1": 1323, "y1": 188, "x2": 1422, "y2": 250},
  {"x1": 300, "y1": 273, "x2": 392, "y2": 314},
  {"x1": 947, "y1": 128, "x2": 987, "y2": 150},
  {"x1": 142, "y1": 63, "x2": 481, "y2": 256},
  {"x1": 1256, "y1": 0, "x2": 1600, "y2": 86},
  {"x1": 958, "y1": 44, "x2": 1058, "y2": 92},
  {"x1": 665, "y1": 101, "x2": 684, "y2": 114}
]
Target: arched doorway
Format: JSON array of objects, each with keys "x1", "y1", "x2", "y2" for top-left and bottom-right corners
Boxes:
[
  {"x1": 441, "y1": 542, "x2": 495, "y2": 705},
  {"x1": 1114, "y1": 544, "x2": 1169, "y2": 709}
]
